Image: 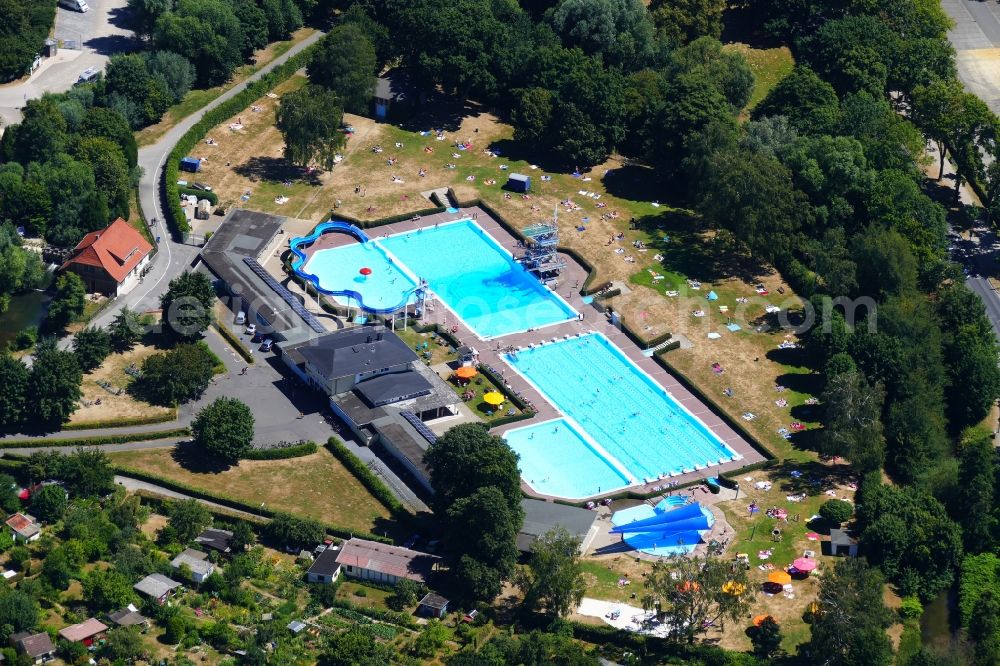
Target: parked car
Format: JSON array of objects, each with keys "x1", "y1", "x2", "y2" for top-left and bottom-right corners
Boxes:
[
  {"x1": 260, "y1": 339, "x2": 273, "y2": 352},
  {"x1": 235, "y1": 311, "x2": 246, "y2": 325},
  {"x1": 245, "y1": 324, "x2": 256, "y2": 335},
  {"x1": 76, "y1": 67, "x2": 98, "y2": 84},
  {"x1": 252, "y1": 332, "x2": 264, "y2": 344}
]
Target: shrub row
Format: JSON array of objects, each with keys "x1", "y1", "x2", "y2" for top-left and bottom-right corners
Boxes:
[
  {"x1": 177, "y1": 187, "x2": 220, "y2": 205},
  {"x1": 114, "y1": 465, "x2": 392, "y2": 544},
  {"x1": 243, "y1": 441, "x2": 316, "y2": 460},
  {"x1": 212, "y1": 321, "x2": 255, "y2": 364},
  {"x1": 62, "y1": 410, "x2": 178, "y2": 431},
  {"x1": 486, "y1": 412, "x2": 536, "y2": 429},
  {"x1": 324, "y1": 438, "x2": 406, "y2": 517},
  {"x1": 134, "y1": 489, "x2": 267, "y2": 525},
  {"x1": 658, "y1": 340, "x2": 682, "y2": 353},
  {"x1": 646, "y1": 330, "x2": 674, "y2": 349},
  {"x1": 165, "y1": 44, "x2": 319, "y2": 238},
  {"x1": 1, "y1": 427, "x2": 189, "y2": 449}
]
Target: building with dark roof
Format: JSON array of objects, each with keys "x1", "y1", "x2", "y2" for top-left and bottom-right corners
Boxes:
[
  {"x1": 199, "y1": 209, "x2": 316, "y2": 341},
  {"x1": 306, "y1": 547, "x2": 342, "y2": 584},
  {"x1": 417, "y1": 593, "x2": 450, "y2": 618},
  {"x1": 518, "y1": 499, "x2": 601, "y2": 555},
  {"x1": 108, "y1": 605, "x2": 148, "y2": 628},
  {"x1": 60, "y1": 217, "x2": 153, "y2": 295},
  {"x1": 11, "y1": 631, "x2": 55, "y2": 663},
  {"x1": 829, "y1": 528, "x2": 859, "y2": 557},
  {"x1": 195, "y1": 527, "x2": 234, "y2": 553}
]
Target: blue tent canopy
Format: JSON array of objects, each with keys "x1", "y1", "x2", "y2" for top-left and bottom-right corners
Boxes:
[
  {"x1": 707, "y1": 290, "x2": 718, "y2": 301},
  {"x1": 610, "y1": 501, "x2": 705, "y2": 533}
]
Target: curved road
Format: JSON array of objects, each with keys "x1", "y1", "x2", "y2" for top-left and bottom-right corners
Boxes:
[{"x1": 90, "y1": 29, "x2": 326, "y2": 330}]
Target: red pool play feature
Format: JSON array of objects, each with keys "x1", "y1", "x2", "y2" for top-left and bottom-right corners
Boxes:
[{"x1": 359, "y1": 267, "x2": 372, "y2": 276}]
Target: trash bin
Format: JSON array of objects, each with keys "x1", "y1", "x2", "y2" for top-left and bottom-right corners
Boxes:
[{"x1": 44, "y1": 39, "x2": 57, "y2": 57}]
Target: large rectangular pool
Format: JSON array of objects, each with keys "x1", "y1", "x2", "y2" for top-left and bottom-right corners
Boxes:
[
  {"x1": 379, "y1": 220, "x2": 576, "y2": 338},
  {"x1": 504, "y1": 333, "x2": 739, "y2": 498},
  {"x1": 303, "y1": 220, "x2": 576, "y2": 338}
]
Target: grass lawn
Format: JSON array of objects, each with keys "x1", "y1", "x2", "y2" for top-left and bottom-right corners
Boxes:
[
  {"x1": 336, "y1": 581, "x2": 394, "y2": 612},
  {"x1": 724, "y1": 44, "x2": 795, "y2": 112},
  {"x1": 579, "y1": 558, "x2": 650, "y2": 605},
  {"x1": 108, "y1": 446, "x2": 394, "y2": 534},
  {"x1": 135, "y1": 28, "x2": 318, "y2": 147},
  {"x1": 394, "y1": 327, "x2": 456, "y2": 366}
]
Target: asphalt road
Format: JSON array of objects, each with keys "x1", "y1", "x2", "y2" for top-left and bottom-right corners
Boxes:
[{"x1": 0, "y1": 0, "x2": 133, "y2": 127}]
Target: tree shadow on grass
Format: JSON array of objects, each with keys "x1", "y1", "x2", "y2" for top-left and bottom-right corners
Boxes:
[
  {"x1": 170, "y1": 439, "x2": 235, "y2": 474},
  {"x1": 233, "y1": 157, "x2": 323, "y2": 185},
  {"x1": 601, "y1": 164, "x2": 662, "y2": 203},
  {"x1": 400, "y1": 100, "x2": 484, "y2": 135},
  {"x1": 487, "y1": 138, "x2": 568, "y2": 173},
  {"x1": 769, "y1": 459, "x2": 855, "y2": 499}
]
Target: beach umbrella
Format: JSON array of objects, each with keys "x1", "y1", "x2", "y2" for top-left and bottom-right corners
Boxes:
[
  {"x1": 483, "y1": 391, "x2": 504, "y2": 406},
  {"x1": 753, "y1": 614, "x2": 773, "y2": 627},
  {"x1": 793, "y1": 558, "x2": 817, "y2": 572},
  {"x1": 722, "y1": 581, "x2": 745, "y2": 595},
  {"x1": 359, "y1": 267, "x2": 372, "y2": 276},
  {"x1": 676, "y1": 581, "x2": 700, "y2": 594},
  {"x1": 455, "y1": 366, "x2": 477, "y2": 379},
  {"x1": 707, "y1": 290, "x2": 718, "y2": 301},
  {"x1": 805, "y1": 532, "x2": 820, "y2": 541},
  {"x1": 767, "y1": 571, "x2": 792, "y2": 586}
]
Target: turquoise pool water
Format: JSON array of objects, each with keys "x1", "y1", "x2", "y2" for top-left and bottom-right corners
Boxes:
[
  {"x1": 505, "y1": 333, "x2": 739, "y2": 497},
  {"x1": 303, "y1": 220, "x2": 576, "y2": 338},
  {"x1": 379, "y1": 220, "x2": 576, "y2": 338},
  {"x1": 303, "y1": 240, "x2": 419, "y2": 311},
  {"x1": 504, "y1": 418, "x2": 633, "y2": 499}
]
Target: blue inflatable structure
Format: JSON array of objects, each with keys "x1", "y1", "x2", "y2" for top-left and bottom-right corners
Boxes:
[{"x1": 610, "y1": 500, "x2": 714, "y2": 557}]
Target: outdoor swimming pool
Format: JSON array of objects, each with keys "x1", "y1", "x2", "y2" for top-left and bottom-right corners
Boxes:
[
  {"x1": 504, "y1": 418, "x2": 633, "y2": 499},
  {"x1": 302, "y1": 240, "x2": 420, "y2": 312},
  {"x1": 298, "y1": 220, "x2": 576, "y2": 338},
  {"x1": 504, "y1": 333, "x2": 739, "y2": 498},
  {"x1": 380, "y1": 221, "x2": 576, "y2": 338}
]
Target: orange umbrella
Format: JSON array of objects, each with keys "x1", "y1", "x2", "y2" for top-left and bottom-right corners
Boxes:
[
  {"x1": 676, "y1": 581, "x2": 700, "y2": 593},
  {"x1": 753, "y1": 614, "x2": 773, "y2": 627},
  {"x1": 483, "y1": 391, "x2": 504, "y2": 406},
  {"x1": 455, "y1": 366, "x2": 477, "y2": 379},
  {"x1": 767, "y1": 571, "x2": 792, "y2": 585}
]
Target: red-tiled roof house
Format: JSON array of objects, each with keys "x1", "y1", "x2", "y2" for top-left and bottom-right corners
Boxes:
[{"x1": 60, "y1": 217, "x2": 153, "y2": 296}]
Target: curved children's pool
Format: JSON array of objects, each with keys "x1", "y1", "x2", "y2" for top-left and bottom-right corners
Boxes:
[
  {"x1": 292, "y1": 219, "x2": 577, "y2": 338},
  {"x1": 504, "y1": 332, "x2": 739, "y2": 498}
]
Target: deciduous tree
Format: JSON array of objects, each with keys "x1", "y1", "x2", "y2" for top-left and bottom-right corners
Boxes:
[
  {"x1": 308, "y1": 25, "x2": 377, "y2": 114},
  {"x1": 192, "y1": 397, "x2": 255, "y2": 463},
  {"x1": 276, "y1": 85, "x2": 345, "y2": 169},
  {"x1": 515, "y1": 527, "x2": 586, "y2": 617}
]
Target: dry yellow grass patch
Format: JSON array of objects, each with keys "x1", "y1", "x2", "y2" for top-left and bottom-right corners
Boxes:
[
  {"x1": 110, "y1": 446, "x2": 392, "y2": 533},
  {"x1": 71, "y1": 344, "x2": 175, "y2": 426}
]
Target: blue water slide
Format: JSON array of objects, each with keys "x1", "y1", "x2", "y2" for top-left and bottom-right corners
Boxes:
[
  {"x1": 616, "y1": 515, "x2": 710, "y2": 536},
  {"x1": 610, "y1": 502, "x2": 704, "y2": 533},
  {"x1": 624, "y1": 530, "x2": 702, "y2": 552},
  {"x1": 288, "y1": 221, "x2": 420, "y2": 315}
]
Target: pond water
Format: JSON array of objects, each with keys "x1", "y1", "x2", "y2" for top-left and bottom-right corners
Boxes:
[
  {"x1": 0, "y1": 290, "x2": 49, "y2": 349},
  {"x1": 920, "y1": 587, "x2": 959, "y2": 653}
]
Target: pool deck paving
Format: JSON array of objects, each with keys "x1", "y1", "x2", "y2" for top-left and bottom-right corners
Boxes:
[{"x1": 281, "y1": 205, "x2": 766, "y2": 501}]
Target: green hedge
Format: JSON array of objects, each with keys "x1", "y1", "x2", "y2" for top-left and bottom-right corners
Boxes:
[
  {"x1": 486, "y1": 412, "x2": 536, "y2": 429},
  {"x1": 243, "y1": 441, "x2": 316, "y2": 460},
  {"x1": 165, "y1": 45, "x2": 319, "y2": 238},
  {"x1": 178, "y1": 188, "x2": 219, "y2": 205},
  {"x1": 324, "y1": 438, "x2": 406, "y2": 517},
  {"x1": 1, "y1": 427, "x2": 189, "y2": 448},
  {"x1": 212, "y1": 321, "x2": 255, "y2": 364},
  {"x1": 659, "y1": 340, "x2": 682, "y2": 353},
  {"x1": 114, "y1": 465, "x2": 392, "y2": 544},
  {"x1": 62, "y1": 410, "x2": 178, "y2": 431}
]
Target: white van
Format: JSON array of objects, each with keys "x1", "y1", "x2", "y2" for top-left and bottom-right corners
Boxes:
[
  {"x1": 235, "y1": 311, "x2": 246, "y2": 325},
  {"x1": 76, "y1": 67, "x2": 98, "y2": 84},
  {"x1": 58, "y1": 0, "x2": 89, "y2": 12}
]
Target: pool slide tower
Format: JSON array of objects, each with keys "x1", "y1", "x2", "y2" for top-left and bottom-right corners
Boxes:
[{"x1": 288, "y1": 221, "x2": 428, "y2": 315}]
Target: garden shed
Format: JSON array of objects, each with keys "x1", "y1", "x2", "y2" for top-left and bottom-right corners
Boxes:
[{"x1": 507, "y1": 173, "x2": 531, "y2": 193}]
